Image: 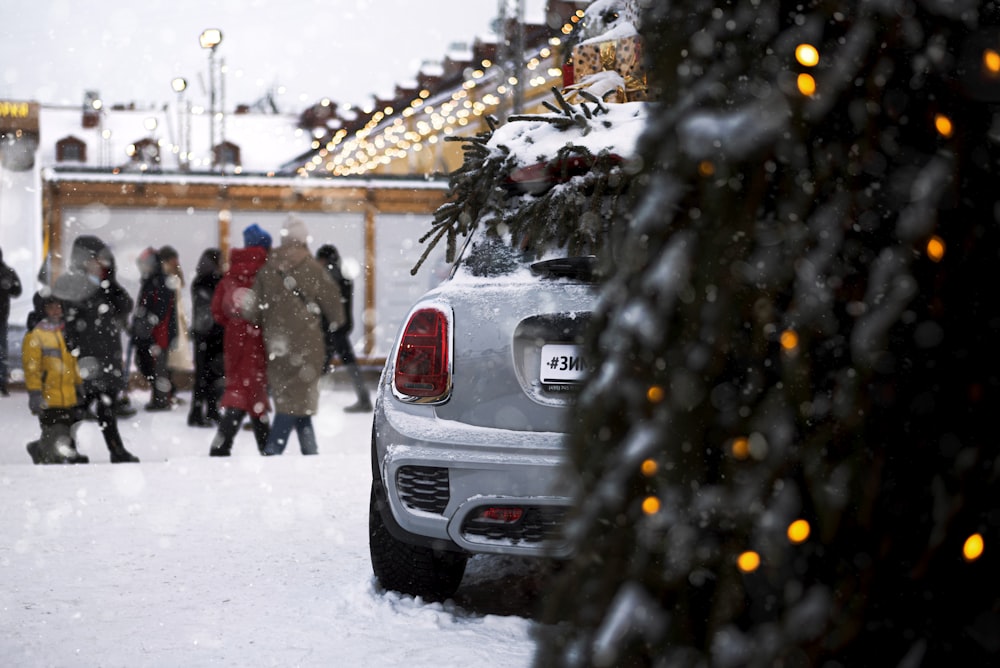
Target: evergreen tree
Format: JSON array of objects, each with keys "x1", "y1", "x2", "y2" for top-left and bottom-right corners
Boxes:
[{"x1": 537, "y1": 1, "x2": 1000, "y2": 666}]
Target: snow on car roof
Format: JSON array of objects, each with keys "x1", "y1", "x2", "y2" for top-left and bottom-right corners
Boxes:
[{"x1": 487, "y1": 100, "x2": 648, "y2": 168}]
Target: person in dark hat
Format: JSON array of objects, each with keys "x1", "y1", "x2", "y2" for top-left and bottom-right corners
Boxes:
[
  {"x1": 316, "y1": 243, "x2": 371, "y2": 412},
  {"x1": 51, "y1": 235, "x2": 139, "y2": 463},
  {"x1": 0, "y1": 245, "x2": 23, "y2": 396}
]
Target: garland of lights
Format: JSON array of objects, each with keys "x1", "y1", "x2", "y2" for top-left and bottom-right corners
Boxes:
[{"x1": 298, "y1": 9, "x2": 589, "y2": 177}]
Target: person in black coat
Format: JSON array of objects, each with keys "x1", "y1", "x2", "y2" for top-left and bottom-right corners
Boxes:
[
  {"x1": 130, "y1": 247, "x2": 176, "y2": 411},
  {"x1": 0, "y1": 246, "x2": 23, "y2": 396},
  {"x1": 188, "y1": 248, "x2": 224, "y2": 426},
  {"x1": 315, "y1": 244, "x2": 371, "y2": 412},
  {"x1": 51, "y1": 235, "x2": 139, "y2": 463}
]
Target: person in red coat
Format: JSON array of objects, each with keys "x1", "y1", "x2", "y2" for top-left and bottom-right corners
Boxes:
[{"x1": 207, "y1": 224, "x2": 272, "y2": 456}]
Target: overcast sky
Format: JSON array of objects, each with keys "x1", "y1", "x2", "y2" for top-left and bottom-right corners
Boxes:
[{"x1": 1, "y1": 0, "x2": 549, "y2": 113}]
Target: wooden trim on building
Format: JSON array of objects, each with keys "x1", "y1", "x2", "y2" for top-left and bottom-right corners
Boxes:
[{"x1": 43, "y1": 171, "x2": 450, "y2": 366}]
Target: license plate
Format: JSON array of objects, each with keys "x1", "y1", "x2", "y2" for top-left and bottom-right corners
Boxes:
[{"x1": 540, "y1": 344, "x2": 587, "y2": 384}]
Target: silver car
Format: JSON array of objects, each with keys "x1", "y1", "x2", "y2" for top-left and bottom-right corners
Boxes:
[{"x1": 369, "y1": 230, "x2": 597, "y2": 601}]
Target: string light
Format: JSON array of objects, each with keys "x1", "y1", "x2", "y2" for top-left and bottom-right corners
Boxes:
[
  {"x1": 737, "y1": 551, "x2": 761, "y2": 572},
  {"x1": 642, "y1": 496, "x2": 661, "y2": 515},
  {"x1": 934, "y1": 113, "x2": 953, "y2": 138},
  {"x1": 780, "y1": 329, "x2": 799, "y2": 352},
  {"x1": 731, "y1": 437, "x2": 750, "y2": 460},
  {"x1": 300, "y1": 8, "x2": 576, "y2": 175},
  {"x1": 640, "y1": 459, "x2": 658, "y2": 477},
  {"x1": 787, "y1": 519, "x2": 811, "y2": 544},
  {"x1": 984, "y1": 49, "x2": 1000, "y2": 75},
  {"x1": 797, "y1": 73, "x2": 817, "y2": 97},
  {"x1": 795, "y1": 43, "x2": 820, "y2": 68},
  {"x1": 926, "y1": 235, "x2": 946, "y2": 262},
  {"x1": 647, "y1": 385, "x2": 665, "y2": 403},
  {"x1": 963, "y1": 533, "x2": 984, "y2": 562}
]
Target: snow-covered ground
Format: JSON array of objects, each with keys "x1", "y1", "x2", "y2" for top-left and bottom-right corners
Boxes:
[{"x1": 0, "y1": 378, "x2": 542, "y2": 667}]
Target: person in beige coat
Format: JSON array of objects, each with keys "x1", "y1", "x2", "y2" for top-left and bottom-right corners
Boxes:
[{"x1": 244, "y1": 217, "x2": 344, "y2": 455}]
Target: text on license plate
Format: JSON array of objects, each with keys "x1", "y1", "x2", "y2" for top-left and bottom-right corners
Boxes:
[{"x1": 540, "y1": 344, "x2": 587, "y2": 384}]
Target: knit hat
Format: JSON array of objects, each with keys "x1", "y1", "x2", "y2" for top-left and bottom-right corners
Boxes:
[
  {"x1": 316, "y1": 243, "x2": 340, "y2": 266},
  {"x1": 243, "y1": 223, "x2": 272, "y2": 250},
  {"x1": 281, "y1": 217, "x2": 310, "y2": 247}
]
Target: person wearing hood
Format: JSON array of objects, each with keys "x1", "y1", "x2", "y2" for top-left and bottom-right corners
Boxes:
[
  {"x1": 0, "y1": 246, "x2": 23, "y2": 397},
  {"x1": 130, "y1": 247, "x2": 175, "y2": 411},
  {"x1": 208, "y1": 224, "x2": 272, "y2": 456},
  {"x1": 243, "y1": 217, "x2": 344, "y2": 456},
  {"x1": 160, "y1": 245, "x2": 194, "y2": 405},
  {"x1": 188, "y1": 247, "x2": 224, "y2": 427},
  {"x1": 22, "y1": 293, "x2": 89, "y2": 464},
  {"x1": 51, "y1": 235, "x2": 139, "y2": 463},
  {"x1": 315, "y1": 243, "x2": 371, "y2": 412}
]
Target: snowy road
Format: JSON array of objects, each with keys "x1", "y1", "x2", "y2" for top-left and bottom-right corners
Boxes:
[{"x1": 0, "y1": 382, "x2": 541, "y2": 667}]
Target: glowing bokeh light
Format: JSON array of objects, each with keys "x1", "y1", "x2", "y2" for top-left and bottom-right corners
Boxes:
[
  {"x1": 731, "y1": 437, "x2": 750, "y2": 460},
  {"x1": 787, "y1": 519, "x2": 811, "y2": 544},
  {"x1": 963, "y1": 533, "x2": 984, "y2": 562},
  {"x1": 780, "y1": 329, "x2": 799, "y2": 351},
  {"x1": 737, "y1": 551, "x2": 761, "y2": 572},
  {"x1": 935, "y1": 113, "x2": 953, "y2": 137},
  {"x1": 797, "y1": 73, "x2": 817, "y2": 96},
  {"x1": 640, "y1": 459, "x2": 658, "y2": 477},
  {"x1": 926, "y1": 235, "x2": 946, "y2": 262},
  {"x1": 795, "y1": 44, "x2": 820, "y2": 67}
]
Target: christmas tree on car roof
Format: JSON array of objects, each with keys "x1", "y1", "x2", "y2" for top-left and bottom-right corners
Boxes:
[{"x1": 411, "y1": 0, "x2": 648, "y2": 276}]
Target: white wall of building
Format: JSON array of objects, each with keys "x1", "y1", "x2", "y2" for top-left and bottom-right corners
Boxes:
[{"x1": 0, "y1": 164, "x2": 44, "y2": 326}]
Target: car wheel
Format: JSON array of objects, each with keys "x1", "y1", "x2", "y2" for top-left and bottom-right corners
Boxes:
[{"x1": 369, "y1": 481, "x2": 467, "y2": 602}]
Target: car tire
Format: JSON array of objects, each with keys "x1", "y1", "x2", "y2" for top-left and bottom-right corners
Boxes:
[{"x1": 369, "y1": 482, "x2": 467, "y2": 602}]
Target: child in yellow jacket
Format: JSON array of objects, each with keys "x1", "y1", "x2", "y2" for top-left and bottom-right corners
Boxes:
[{"x1": 22, "y1": 294, "x2": 88, "y2": 464}]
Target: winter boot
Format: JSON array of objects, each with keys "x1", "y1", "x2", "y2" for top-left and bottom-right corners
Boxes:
[
  {"x1": 110, "y1": 449, "x2": 140, "y2": 463},
  {"x1": 27, "y1": 440, "x2": 72, "y2": 465},
  {"x1": 251, "y1": 416, "x2": 270, "y2": 455},
  {"x1": 344, "y1": 364, "x2": 373, "y2": 412},
  {"x1": 63, "y1": 439, "x2": 90, "y2": 464},
  {"x1": 107, "y1": 436, "x2": 140, "y2": 463},
  {"x1": 209, "y1": 409, "x2": 244, "y2": 456},
  {"x1": 145, "y1": 399, "x2": 171, "y2": 412},
  {"x1": 208, "y1": 432, "x2": 232, "y2": 457},
  {"x1": 26, "y1": 441, "x2": 44, "y2": 464},
  {"x1": 187, "y1": 404, "x2": 211, "y2": 428},
  {"x1": 63, "y1": 448, "x2": 90, "y2": 464}
]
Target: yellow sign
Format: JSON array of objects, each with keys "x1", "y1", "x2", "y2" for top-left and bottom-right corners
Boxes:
[{"x1": 0, "y1": 100, "x2": 40, "y2": 132}]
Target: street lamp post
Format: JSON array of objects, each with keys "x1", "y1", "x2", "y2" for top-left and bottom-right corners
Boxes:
[
  {"x1": 91, "y1": 97, "x2": 111, "y2": 167},
  {"x1": 171, "y1": 77, "x2": 189, "y2": 171},
  {"x1": 199, "y1": 28, "x2": 223, "y2": 169}
]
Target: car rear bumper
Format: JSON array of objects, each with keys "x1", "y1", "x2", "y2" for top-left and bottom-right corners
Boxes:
[{"x1": 374, "y1": 400, "x2": 577, "y2": 557}]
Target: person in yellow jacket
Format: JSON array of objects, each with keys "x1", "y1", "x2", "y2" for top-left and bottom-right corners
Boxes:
[{"x1": 22, "y1": 293, "x2": 89, "y2": 464}]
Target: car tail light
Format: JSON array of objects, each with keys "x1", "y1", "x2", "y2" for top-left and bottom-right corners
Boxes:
[{"x1": 393, "y1": 307, "x2": 452, "y2": 402}]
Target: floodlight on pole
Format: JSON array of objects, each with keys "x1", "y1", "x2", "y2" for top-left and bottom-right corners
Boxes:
[
  {"x1": 172, "y1": 77, "x2": 189, "y2": 170},
  {"x1": 200, "y1": 29, "x2": 223, "y2": 169}
]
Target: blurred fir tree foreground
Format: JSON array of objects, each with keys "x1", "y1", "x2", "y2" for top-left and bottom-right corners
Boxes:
[{"x1": 523, "y1": 0, "x2": 1000, "y2": 666}]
